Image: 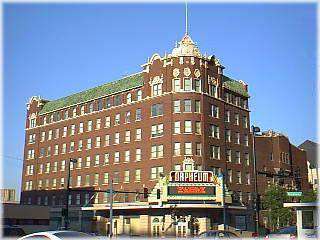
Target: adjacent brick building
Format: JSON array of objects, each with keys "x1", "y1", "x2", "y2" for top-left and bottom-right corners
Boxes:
[
  {"x1": 255, "y1": 130, "x2": 310, "y2": 196},
  {"x1": 21, "y1": 33, "x2": 253, "y2": 208}
]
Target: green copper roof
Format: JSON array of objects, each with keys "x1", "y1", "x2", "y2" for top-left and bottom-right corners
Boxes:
[
  {"x1": 39, "y1": 72, "x2": 144, "y2": 115},
  {"x1": 222, "y1": 75, "x2": 249, "y2": 98}
]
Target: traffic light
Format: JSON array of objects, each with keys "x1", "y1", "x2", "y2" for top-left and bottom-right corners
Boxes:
[
  {"x1": 143, "y1": 188, "x2": 148, "y2": 199},
  {"x1": 157, "y1": 189, "x2": 161, "y2": 199}
]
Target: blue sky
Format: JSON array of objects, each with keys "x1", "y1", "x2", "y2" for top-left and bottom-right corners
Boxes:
[{"x1": 3, "y1": 3, "x2": 317, "y2": 196}]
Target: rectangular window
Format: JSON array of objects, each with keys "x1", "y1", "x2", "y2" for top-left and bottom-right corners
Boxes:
[
  {"x1": 114, "y1": 132, "x2": 120, "y2": 144},
  {"x1": 211, "y1": 105, "x2": 219, "y2": 118},
  {"x1": 105, "y1": 116, "x2": 111, "y2": 128},
  {"x1": 136, "y1": 109, "x2": 142, "y2": 121},
  {"x1": 95, "y1": 155, "x2": 100, "y2": 166},
  {"x1": 226, "y1": 130, "x2": 231, "y2": 142},
  {"x1": 55, "y1": 129, "x2": 59, "y2": 139},
  {"x1": 86, "y1": 156, "x2": 91, "y2": 167},
  {"x1": 184, "y1": 78, "x2": 192, "y2": 91},
  {"x1": 70, "y1": 124, "x2": 75, "y2": 135},
  {"x1": 79, "y1": 122, "x2": 84, "y2": 133},
  {"x1": 174, "y1": 121, "x2": 181, "y2": 134},
  {"x1": 184, "y1": 142, "x2": 192, "y2": 155},
  {"x1": 115, "y1": 114, "x2": 120, "y2": 125},
  {"x1": 151, "y1": 103, "x2": 163, "y2": 117},
  {"x1": 195, "y1": 79, "x2": 201, "y2": 92},
  {"x1": 77, "y1": 176, "x2": 82, "y2": 187},
  {"x1": 124, "y1": 170, "x2": 130, "y2": 183},
  {"x1": 195, "y1": 121, "x2": 201, "y2": 134},
  {"x1": 54, "y1": 145, "x2": 59, "y2": 155},
  {"x1": 125, "y1": 111, "x2": 131, "y2": 123},
  {"x1": 235, "y1": 114, "x2": 239, "y2": 125},
  {"x1": 226, "y1": 149, "x2": 232, "y2": 162},
  {"x1": 245, "y1": 153, "x2": 250, "y2": 166},
  {"x1": 184, "y1": 120, "x2": 192, "y2": 133},
  {"x1": 196, "y1": 143, "x2": 202, "y2": 156},
  {"x1": 85, "y1": 174, "x2": 90, "y2": 186},
  {"x1": 136, "y1": 148, "x2": 141, "y2": 162},
  {"x1": 246, "y1": 173, "x2": 251, "y2": 185},
  {"x1": 96, "y1": 118, "x2": 101, "y2": 129},
  {"x1": 228, "y1": 169, "x2": 232, "y2": 183},
  {"x1": 63, "y1": 127, "x2": 67, "y2": 137},
  {"x1": 125, "y1": 130, "x2": 131, "y2": 142},
  {"x1": 173, "y1": 142, "x2": 181, "y2": 156},
  {"x1": 41, "y1": 132, "x2": 45, "y2": 142},
  {"x1": 151, "y1": 124, "x2": 164, "y2": 137},
  {"x1": 225, "y1": 110, "x2": 230, "y2": 122},
  {"x1": 104, "y1": 153, "x2": 109, "y2": 165},
  {"x1": 152, "y1": 83, "x2": 162, "y2": 96},
  {"x1": 125, "y1": 150, "x2": 130, "y2": 162},
  {"x1": 211, "y1": 125, "x2": 220, "y2": 138},
  {"x1": 150, "y1": 166, "x2": 164, "y2": 180},
  {"x1": 103, "y1": 173, "x2": 109, "y2": 184},
  {"x1": 210, "y1": 84, "x2": 217, "y2": 97},
  {"x1": 135, "y1": 169, "x2": 141, "y2": 182},
  {"x1": 96, "y1": 136, "x2": 101, "y2": 148},
  {"x1": 105, "y1": 135, "x2": 110, "y2": 146},
  {"x1": 69, "y1": 141, "x2": 74, "y2": 152},
  {"x1": 113, "y1": 172, "x2": 119, "y2": 184},
  {"x1": 94, "y1": 173, "x2": 99, "y2": 185},
  {"x1": 48, "y1": 130, "x2": 53, "y2": 140},
  {"x1": 235, "y1": 151, "x2": 241, "y2": 164},
  {"x1": 243, "y1": 116, "x2": 248, "y2": 128},
  {"x1": 236, "y1": 171, "x2": 242, "y2": 184},
  {"x1": 87, "y1": 120, "x2": 93, "y2": 131},
  {"x1": 77, "y1": 158, "x2": 82, "y2": 169},
  {"x1": 244, "y1": 134, "x2": 249, "y2": 146},
  {"x1": 173, "y1": 100, "x2": 181, "y2": 114},
  {"x1": 173, "y1": 79, "x2": 181, "y2": 92},
  {"x1": 195, "y1": 100, "x2": 201, "y2": 113},
  {"x1": 136, "y1": 128, "x2": 142, "y2": 141},
  {"x1": 87, "y1": 138, "x2": 92, "y2": 149},
  {"x1": 235, "y1": 132, "x2": 240, "y2": 144},
  {"x1": 184, "y1": 99, "x2": 192, "y2": 112},
  {"x1": 211, "y1": 146, "x2": 220, "y2": 159},
  {"x1": 151, "y1": 145, "x2": 164, "y2": 159},
  {"x1": 53, "y1": 162, "x2": 58, "y2": 172},
  {"x1": 114, "y1": 152, "x2": 120, "y2": 163}
]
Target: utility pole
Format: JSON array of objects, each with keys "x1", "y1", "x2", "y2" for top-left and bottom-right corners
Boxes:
[
  {"x1": 252, "y1": 125, "x2": 260, "y2": 234},
  {"x1": 109, "y1": 179, "x2": 113, "y2": 238}
]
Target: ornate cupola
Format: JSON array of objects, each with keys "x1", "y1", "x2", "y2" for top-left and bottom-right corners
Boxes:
[{"x1": 171, "y1": 33, "x2": 202, "y2": 58}]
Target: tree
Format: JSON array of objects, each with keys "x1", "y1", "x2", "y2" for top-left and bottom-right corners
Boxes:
[
  {"x1": 262, "y1": 184, "x2": 292, "y2": 231},
  {"x1": 301, "y1": 189, "x2": 317, "y2": 203}
]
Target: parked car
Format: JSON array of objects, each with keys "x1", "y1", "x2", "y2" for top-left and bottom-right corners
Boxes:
[
  {"x1": 3, "y1": 225, "x2": 26, "y2": 238},
  {"x1": 18, "y1": 230, "x2": 93, "y2": 239},
  {"x1": 265, "y1": 226, "x2": 297, "y2": 239},
  {"x1": 199, "y1": 230, "x2": 240, "y2": 239}
]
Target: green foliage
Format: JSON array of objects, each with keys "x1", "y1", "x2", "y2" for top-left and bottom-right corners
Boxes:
[
  {"x1": 262, "y1": 184, "x2": 292, "y2": 231},
  {"x1": 301, "y1": 189, "x2": 317, "y2": 203}
]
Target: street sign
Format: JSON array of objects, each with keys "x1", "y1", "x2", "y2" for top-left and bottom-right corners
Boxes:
[{"x1": 287, "y1": 191, "x2": 302, "y2": 197}]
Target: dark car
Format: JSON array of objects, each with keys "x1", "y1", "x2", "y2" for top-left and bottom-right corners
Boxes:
[
  {"x1": 266, "y1": 226, "x2": 297, "y2": 239},
  {"x1": 3, "y1": 225, "x2": 26, "y2": 237},
  {"x1": 199, "y1": 230, "x2": 240, "y2": 239}
]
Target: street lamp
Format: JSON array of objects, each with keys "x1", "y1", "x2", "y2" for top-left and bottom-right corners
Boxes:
[
  {"x1": 252, "y1": 125, "x2": 260, "y2": 234},
  {"x1": 64, "y1": 158, "x2": 78, "y2": 230}
]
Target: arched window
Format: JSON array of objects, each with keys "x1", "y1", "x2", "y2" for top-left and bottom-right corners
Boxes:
[{"x1": 126, "y1": 93, "x2": 132, "y2": 104}]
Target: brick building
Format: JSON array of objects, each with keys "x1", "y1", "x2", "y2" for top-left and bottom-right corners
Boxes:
[
  {"x1": 255, "y1": 130, "x2": 310, "y2": 196},
  {"x1": 21, "y1": 32, "x2": 253, "y2": 226}
]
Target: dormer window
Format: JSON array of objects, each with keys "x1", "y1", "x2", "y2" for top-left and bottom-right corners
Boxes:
[{"x1": 126, "y1": 93, "x2": 132, "y2": 104}]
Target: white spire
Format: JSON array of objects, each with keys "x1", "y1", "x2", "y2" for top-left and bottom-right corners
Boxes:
[{"x1": 185, "y1": 1, "x2": 188, "y2": 35}]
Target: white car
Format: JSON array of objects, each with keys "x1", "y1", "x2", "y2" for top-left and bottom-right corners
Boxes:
[{"x1": 18, "y1": 230, "x2": 93, "y2": 240}]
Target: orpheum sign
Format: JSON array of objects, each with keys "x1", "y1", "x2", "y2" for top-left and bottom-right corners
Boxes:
[{"x1": 170, "y1": 171, "x2": 213, "y2": 183}]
